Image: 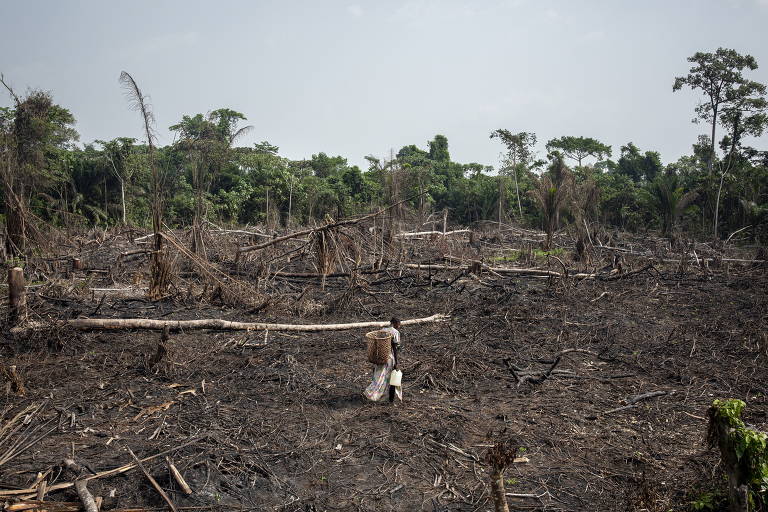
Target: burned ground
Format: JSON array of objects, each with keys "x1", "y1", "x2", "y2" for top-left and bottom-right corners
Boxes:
[{"x1": 1, "y1": 226, "x2": 767, "y2": 511}]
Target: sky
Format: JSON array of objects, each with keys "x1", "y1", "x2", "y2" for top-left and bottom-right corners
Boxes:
[{"x1": 1, "y1": 0, "x2": 767, "y2": 171}]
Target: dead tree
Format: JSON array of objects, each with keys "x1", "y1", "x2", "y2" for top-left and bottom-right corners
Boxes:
[{"x1": 119, "y1": 71, "x2": 168, "y2": 299}]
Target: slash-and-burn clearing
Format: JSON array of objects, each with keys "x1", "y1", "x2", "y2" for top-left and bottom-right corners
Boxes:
[{"x1": 1, "y1": 221, "x2": 767, "y2": 511}]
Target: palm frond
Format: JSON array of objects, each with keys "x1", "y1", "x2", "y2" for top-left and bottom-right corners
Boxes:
[
  {"x1": 119, "y1": 71, "x2": 156, "y2": 148},
  {"x1": 229, "y1": 125, "x2": 254, "y2": 145}
]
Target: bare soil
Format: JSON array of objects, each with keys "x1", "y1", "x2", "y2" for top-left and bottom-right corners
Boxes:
[{"x1": 1, "y1": 226, "x2": 767, "y2": 511}]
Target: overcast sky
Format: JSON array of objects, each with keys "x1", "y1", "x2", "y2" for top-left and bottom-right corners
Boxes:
[{"x1": 1, "y1": 0, "x2": 767, "y2": 170}]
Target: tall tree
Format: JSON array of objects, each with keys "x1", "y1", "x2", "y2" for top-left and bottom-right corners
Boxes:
[
  {"x1": 545, "y1": 136, "x2": 611, "y2": 168},
  {"x1": 712, "y1": 80, "x2": 767, "y2": 238},
  {"x1": 673, "y1": 48, "x2": 764, "y2": 174},
  {"x1": 490, "y1": 129, "x2": 539, "y2": 220}
]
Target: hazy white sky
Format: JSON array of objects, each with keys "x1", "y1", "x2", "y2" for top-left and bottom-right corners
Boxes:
[{"x1": 1, "y1": 0, "x2": 767, "y2": 170}]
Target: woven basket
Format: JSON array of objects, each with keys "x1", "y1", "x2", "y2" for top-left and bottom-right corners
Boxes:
[{"x1": 365, "y1": 330, "x2": 392, "y2": 365}]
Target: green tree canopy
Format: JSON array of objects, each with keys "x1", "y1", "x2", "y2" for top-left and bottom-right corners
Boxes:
[
  {"x1": 673, "y1": 47, "x2": 765, "y2": 172},
  {"x1": 545, "y1": 136, "x2": 611, "y2": 167}
]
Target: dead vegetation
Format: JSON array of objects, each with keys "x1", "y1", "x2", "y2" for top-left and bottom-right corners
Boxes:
[{"x1": 0, "y1": 214, "x2": 766, "y2": 511}]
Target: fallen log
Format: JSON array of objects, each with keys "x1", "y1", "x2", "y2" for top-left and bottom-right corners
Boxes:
[
  {"x1": 11, "y1": 313, "x2": 448, "y2": 334},
  {"x1": 403, "y1": 262, "x2": 598, "y2": 279},
  {"x1": 394, "y1": 229, "x2": 470, "y2": 238}
]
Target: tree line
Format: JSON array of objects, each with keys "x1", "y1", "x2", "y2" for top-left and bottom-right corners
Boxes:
[{"x1": 0, "y1": 47, "x2": 766, "y2": 257}]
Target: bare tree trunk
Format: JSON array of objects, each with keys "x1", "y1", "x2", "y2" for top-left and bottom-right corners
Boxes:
[
  {"x1": 419, "y1": 177, "x2": 425, "y2": 226},
  {"x1": 513, "y1": 167, "x2": 523, "y2": 220},
  {"x1": 497, "y1": 176, "x2": 504, "y2": 233},
  {"x1": 714, "y1": 170, "x2": 726, "y2": 240},
  {"x1": 287, "y1": 175, "x2": 293, "y2": 228},
  {"x1": 120, "y1": 177, "x2": 126, "y2": 224},
  {"x1": 442, "y1": 208, "x2": 447, "y2": 234},
  {"x1": 192, "y1": 186, "x2": 205, "y2": 257},
  {"x1": 709, "y1": 105, "x2": 718, "y2": 175},
  {"x1": 713, "y1": 118, "x2": 741, "y2": 240},
  {"x1": 265, "y1": 187, "x2": 270, "y2": 230}
]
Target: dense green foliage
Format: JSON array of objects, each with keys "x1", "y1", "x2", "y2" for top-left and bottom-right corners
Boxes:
[{"x1": 0, "y1": 47, "x2": 766, "y2": 243}]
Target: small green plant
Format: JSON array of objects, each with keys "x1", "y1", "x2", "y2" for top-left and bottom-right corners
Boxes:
[
  {"x1": 4, "y1": 257, "x2": 25, "y2": 269},
  {"x1": 690, "y1": 490, "x2": 722, "y2": 511},
  {"x1": 505, "y1": 477, "x2": 518, "y2": 486}
]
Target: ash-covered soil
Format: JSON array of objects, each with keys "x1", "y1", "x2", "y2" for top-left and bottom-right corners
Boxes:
[{"x1": 1, "y1": 226, "x2": 767, "y2": 511}]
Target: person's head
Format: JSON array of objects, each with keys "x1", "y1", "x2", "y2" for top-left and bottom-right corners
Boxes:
[{"x1": 390, "y1": 317, "x2": 401, "y2": 329}]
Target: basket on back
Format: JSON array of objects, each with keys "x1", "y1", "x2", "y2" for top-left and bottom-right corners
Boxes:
[{"x1": 365, "y1": 330, "x2": 392, "y2": 365}]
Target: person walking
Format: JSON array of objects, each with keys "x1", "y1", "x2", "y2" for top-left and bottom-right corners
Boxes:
[{"x1": 364, "y1": 317, "x2": 403, "y2": 403}]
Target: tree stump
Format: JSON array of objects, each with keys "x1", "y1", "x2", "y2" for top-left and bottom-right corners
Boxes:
[
  {"x1": 708, "y1": 399, "x2": 767, "y2": 512},
  {"x1": 7, "y1": 267, "x2": 26, "y2": 325},
  {"x1": 2, "y1": 364, "x2": 26, "y2": 396}
]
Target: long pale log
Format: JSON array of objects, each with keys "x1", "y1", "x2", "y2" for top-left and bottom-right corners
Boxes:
[
  {"x1": 12, "y1": 314, "x2": 448, "y2": 333},
  {"x1": 403, "y1": 262, "x2": 597, "y2": 279},
  {"x1": 395, "y1": 229, "x2": 470, "y2": 238}
]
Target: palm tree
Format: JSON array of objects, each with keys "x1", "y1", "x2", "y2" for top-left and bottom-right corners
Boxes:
[
  {"x1": 529, "y1": 154, "x2": 573, "y2": 249},
  {"x1": 640, "y1": 173, "x2": 697, "y2": 236}
]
